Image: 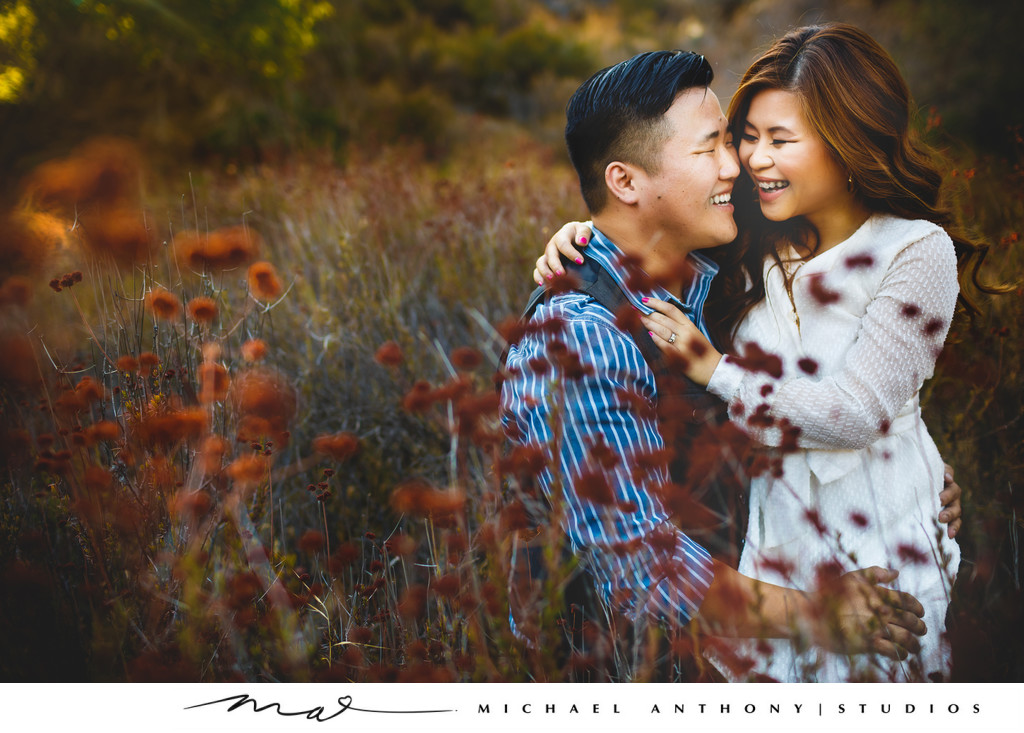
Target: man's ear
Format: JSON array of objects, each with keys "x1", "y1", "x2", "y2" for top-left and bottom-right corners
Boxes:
[{"x1": 605, "y1": 161, "x2": 642, "y2": 205}]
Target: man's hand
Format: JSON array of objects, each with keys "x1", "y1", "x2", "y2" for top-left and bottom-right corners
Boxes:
[
  {"x1": 939, "y1": 463, "x2": 963, "y2": 538},
  {"x1": 815, "y1": 566, "x2": 926, "y2": 661},
  {"x1": 698, "y1": 561, "x2": 926, "y2": 661}
]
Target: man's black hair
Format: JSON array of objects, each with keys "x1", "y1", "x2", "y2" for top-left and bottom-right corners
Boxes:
[{"x1": 565, "y1": 51, "x2": 714, "y2": 213}]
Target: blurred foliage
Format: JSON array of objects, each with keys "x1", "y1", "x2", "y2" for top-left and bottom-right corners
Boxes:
[
  {"x1": 1, "y1": 0, "x2": 1020, "y2": 180},
  {"x1": 0, "y1": 0, "x2": 595, "y2": 180}
]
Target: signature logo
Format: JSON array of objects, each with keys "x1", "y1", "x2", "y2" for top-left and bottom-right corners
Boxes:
[{"x1": 186, "y1": 693, "x2": 455, "y2": 723}]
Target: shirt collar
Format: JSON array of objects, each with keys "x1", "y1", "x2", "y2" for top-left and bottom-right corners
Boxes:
[{"x1": 587, "y1": 225, "x2": 719, "y2": 341}]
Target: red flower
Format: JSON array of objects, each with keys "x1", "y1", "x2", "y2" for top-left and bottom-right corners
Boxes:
[
  {"x1": 75, "y1": 376, "x2": 105, "y2": 403},
  {"x1": 797, "y1": 358, "x2": 819, "y2": 375},
  {"x1": 247, "y1": 261, "x2": 283, "y2": 301},
  {"x1": 897, "y1": 543, "x2": 930, "y2": 565},
  {"x1": 116, "y1": 355, "x2": 139, "y2": 373},
  {"x1": 27, "y1": 137, "x2": 140, "y2": 210},
  {"x1": 807, "y1": 273, "x2": 841, "y2": 305},
  {"x1": 527, "y1": 356, "x2": 549, "y2": 376},
  {"x1": 574, "y1": 469, "x2": 616, "y2": 506},
  {"x1": 545, "y1": 270, "x2": 581, "y2": 295},
  {"x1": 199, "y1": 362, "x2": 230, "y2": 403},
  {"x1": 187, "y1": 296, "x2": 218, "y2": 324},
  {"x1": 313, "y1": 432, "x2": 361, "y2": 462},
  {"x1": 79, "y1": 206, "x2": 153, "y2": 267},
  {"x1": 402, "y1": 380, "x2": 435, "y2": 412},
  {"x1": 384, "y1": 533, "x2": 417, "y2": 557},
  {"x1": 922, "y1": 318, "x2": 946, "y2": 337},
  {"x1": 390, "y1": 479, "x2": 465, "y2": 519},
  {"x1": 803, "y1": 509, "x2": 828, "y2": 536},
  {"x1": 200, "y1": 435, "x2": 228, "y2": 474},
  {"x1": 170, "y1": 491, "x2": 214, "y2": 522},
  {"x1": 86, "y1": 420, "x2": 121, "y2": 444},
  {"x1": 450, "y1": 346, "x2": 482, "y2": 371},
  {"x1": 849, "y1": 512, "x2": 870, "y2": 528},
  {"x1": 241, "y1": 338, "x2": 268, "y2": 362},
  {"x1": 374, "y1": 340, "x2": 403, "y2": 367},
  {"x1": 845, "y1": 254, "x2": 875, "y2": 269},
  {"x1": 146, "y1": 288, "x2": 182, "y2": 320},
  {"x1": 499, "y1": 501, "x2": 532, "y2": 533},
  {"x1": 587, "y1": 435, "x2": 620, "y2": 470},
  {"x1": 758, "y1": 555, "x2": 796, "y2": 579},
  {"x1": 138, "y1": 351, "x2": 160, "y2": 372},
  {"x1": 900, "y1": 303, "x2": 922, "y2": 319},
  {"x1": 497, "y1": 444, "x2": 547, "y2": 477},
  {"x1": 135, "y1": 408, "x2": 207, "y2": 451},
  {"x1": 496, "y1": 316, "x2": 527, "y2": 346},
  {"x1": 619, "y1": 253, "x2": 654, "y2": 292},
  {"x1": 298, "y1": 529, "x2": 325, "y2": 555},
  {"x1": 175, "y1": 226, "x2": 260, "y2": 271},
  {"x1": 747, "y1": 404, "x2": 774, "y2": 429},
  {"x1": 226, "y1": 454, "x2": 268, "y2": 483},
  {"x1": 730, "y1": 342, "x2": 783, "y2": 379},
  {"x1": 397, "y1": 585, "x2": 427, "y2": 620},
  {"x1": 230, "y1": 368, "x2": 296, "y2": 444},
  {"x1": 614, "y1": 302, "x2": 642, "y2": 332},
  {"x1": 432, "y1": 574, "x2": 461, "y2": 599}
]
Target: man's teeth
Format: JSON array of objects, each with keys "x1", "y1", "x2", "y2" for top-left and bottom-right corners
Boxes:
[
  {"x1": 711, "y1": 193, "x2": 731, "y2": 205},
  {"x1": 758, "y1": 180, "x2": 789, "y2": 190}
]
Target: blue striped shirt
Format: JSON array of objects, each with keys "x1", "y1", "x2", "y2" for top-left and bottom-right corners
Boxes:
[{"x1": 501, "y1": 228, "x2": 719, "y2": 628}]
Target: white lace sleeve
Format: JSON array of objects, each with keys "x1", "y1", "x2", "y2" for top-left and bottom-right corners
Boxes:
[{"x1": 706, "y1": 230, "x2": 959, "y2": 450}]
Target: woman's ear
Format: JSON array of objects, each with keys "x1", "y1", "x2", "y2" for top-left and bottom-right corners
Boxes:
[{"x1": 605, "y1": 161, "x2": 642, "y2": 205}]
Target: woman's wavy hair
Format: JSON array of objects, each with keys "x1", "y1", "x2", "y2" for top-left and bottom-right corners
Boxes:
[{"x1": 706, "y1": 22, "x2": 997, "y2": 349}]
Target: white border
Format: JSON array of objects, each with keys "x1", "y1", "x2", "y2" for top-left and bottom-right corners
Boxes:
[{"x1": 1, "y1": 682, "x2": 1018, "y2": 732}]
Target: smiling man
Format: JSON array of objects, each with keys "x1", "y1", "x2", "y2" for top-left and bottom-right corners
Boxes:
[{"x1": 500, "y1": 51, "x2": 929, "y2": 680}]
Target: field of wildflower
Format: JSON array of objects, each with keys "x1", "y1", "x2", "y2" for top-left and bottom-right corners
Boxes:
[
  {"x1": 1, "y1": 0, "x2": 1022, "y2": 684},
  {"x1": 1, "y1": 123, "x2": 1020, "y2": 683}
]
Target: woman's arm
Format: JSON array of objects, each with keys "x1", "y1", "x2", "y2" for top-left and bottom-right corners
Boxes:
[
  {"x1": 533, "y1": 222, "x2": 593, "y2": 284},
  {"x1": 647, "y1": 231, "x2": 959, "y2": 451}
]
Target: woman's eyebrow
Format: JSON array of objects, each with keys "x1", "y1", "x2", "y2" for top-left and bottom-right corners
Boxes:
[{"x1": 743, "y1": 122, "x2": 797, "y2": 136}]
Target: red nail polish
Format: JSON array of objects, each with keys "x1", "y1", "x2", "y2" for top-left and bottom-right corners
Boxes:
[
  {"x1": 575, "y1": 257, "x2": 583, "y2": 264},
  {"x1": 579, "y1": 237, "x2": 588, "y2": 244},
  {"x1": 641, "y1": 297, "x2": 649, "y2": 303}
]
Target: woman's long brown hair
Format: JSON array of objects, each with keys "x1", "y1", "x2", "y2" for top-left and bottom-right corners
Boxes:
[{"x1": 706, "y1": 23, "x2": 998, "y2": 350}]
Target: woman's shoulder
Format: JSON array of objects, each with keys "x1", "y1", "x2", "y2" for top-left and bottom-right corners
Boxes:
[{"x1": 871, "y1": 214, "x2": 951, "y2": 248}]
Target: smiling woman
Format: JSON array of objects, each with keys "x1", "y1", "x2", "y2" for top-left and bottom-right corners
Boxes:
[
  {"x1": 740, "y1": 88, "x2": 870, "y2": 253},
  {"x1": 679, "y1": 22, "x2": 979, "y2": 683}
]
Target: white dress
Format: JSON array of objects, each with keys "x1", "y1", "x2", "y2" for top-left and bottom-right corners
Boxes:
[{"x1": 706, "y1": 214, "x2": 961, "y2": 682}]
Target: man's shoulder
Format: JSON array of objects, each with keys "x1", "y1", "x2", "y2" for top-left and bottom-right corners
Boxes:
[{"x1": 529, "y1": 290, "x2": 628, "y2": 344}]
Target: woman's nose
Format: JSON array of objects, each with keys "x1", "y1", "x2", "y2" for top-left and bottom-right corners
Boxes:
[{"x1": 746, "y1": 141, "x2": 772, "y2": 171}]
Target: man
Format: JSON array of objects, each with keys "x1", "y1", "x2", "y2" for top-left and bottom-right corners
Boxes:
[{"x1": 500, "y1": 51, "x2": 932, "y2": 679}]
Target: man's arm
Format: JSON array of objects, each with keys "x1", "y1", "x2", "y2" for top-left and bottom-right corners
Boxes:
[{"x1": 697, "y1": 561, "x2": 925, "y2": 660}]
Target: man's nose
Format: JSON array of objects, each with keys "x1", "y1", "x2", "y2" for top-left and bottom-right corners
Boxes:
[{"x1": 720, "y1": 146, "x2": 741, "y2": 180}]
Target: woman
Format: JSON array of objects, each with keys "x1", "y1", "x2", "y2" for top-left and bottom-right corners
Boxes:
[{"x1": 534, "y1": 24, "x2": 988, "y2": 681}]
